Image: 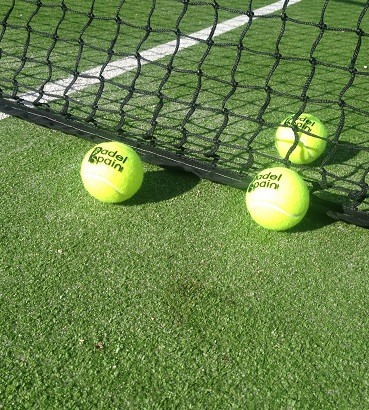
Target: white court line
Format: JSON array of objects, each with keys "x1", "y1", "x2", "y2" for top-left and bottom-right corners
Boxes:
[{"x1": 0, "y1": 0, "x2": 302, "y2": 121}]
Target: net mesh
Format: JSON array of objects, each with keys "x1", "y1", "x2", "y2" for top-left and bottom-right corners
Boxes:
[{"x1": 0, "y1": 0, "x2": 368, "y2": 226}]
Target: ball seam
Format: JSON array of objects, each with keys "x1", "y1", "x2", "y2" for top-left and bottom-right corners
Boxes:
[
  {"x1": 247, "y1": 201, "x2": 307, "y2": 218},
  {"x1": 83, "y1": 173, "x2": 125, "y2": 196}
]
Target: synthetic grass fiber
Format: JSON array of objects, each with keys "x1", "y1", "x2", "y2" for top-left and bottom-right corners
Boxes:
[
  {"x1": 1, "y1": 0, "x2": 368, "y2": 212},
  {"x1": 1, "y1": 0, "x2": 369, "y2": 408},
  {"x1": 1, "y1": 117, "x2": 369, "y2": 409}
]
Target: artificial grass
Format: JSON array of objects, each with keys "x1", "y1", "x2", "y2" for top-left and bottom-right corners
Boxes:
[
  {"x1": 1, "y1": 118, "x2": 369, "y2": 409},
  {"x1": 1, "y1": 1, "x2": 369, "y2": 407},
  {"x1": 1, "y1": 0, "x2": 368, "y2": 207}
]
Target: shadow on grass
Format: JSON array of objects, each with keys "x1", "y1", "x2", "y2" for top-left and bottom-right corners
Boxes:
[
  {"x1": 290, "y1": 198, "x2": 341, "y2": 232},
  {"x1": 125, "y1": 167, "x2": 200, "y2": 205},
  {"x1": 294, "y1": 209, "x2": 337, "y2": 232},
  {"x1": 323, "y1": 141, "x2": 363, "y2": 165},
  {"x1": 332, "y1": 0, "x2": 367, "y2": 5}
]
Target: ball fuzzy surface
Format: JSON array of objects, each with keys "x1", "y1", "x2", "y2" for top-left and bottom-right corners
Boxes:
[
  {"x1": 275, "y1": 113, "x2": 327, "y2": 164},
  {"x1": 80, "y1": 141, "x2": 144, "y2": 203},
  {"x1": 246, "y1": 167, "x2": 310, "y2": 231}
]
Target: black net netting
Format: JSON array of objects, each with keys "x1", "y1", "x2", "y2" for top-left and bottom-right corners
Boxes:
[{"x1": 0, "y1": 0, "x2": 368, "y2": 227}]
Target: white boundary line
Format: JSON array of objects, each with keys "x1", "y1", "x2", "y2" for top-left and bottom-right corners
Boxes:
[{"x1": 0, "y1": 0, "x2": 302, "y2": 121}]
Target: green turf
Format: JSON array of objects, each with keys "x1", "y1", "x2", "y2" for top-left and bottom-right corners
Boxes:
[
  {"x1": 1, "y1": 0, "x2": 368, "y2": 204},
  {"x1": 3, "y1": 0, "x2": 367, "y2": 207},
  {"x1": 1, "y1": 1, "x2": 369, "y2": 408},
  {"x1": 1, "y1": 117, "x2": 369, "y2": 409}
]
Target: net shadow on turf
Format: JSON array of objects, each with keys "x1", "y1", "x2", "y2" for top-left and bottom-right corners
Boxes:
[{"x1": 0, "y1": 0, "x2": 368, "y2": 227}]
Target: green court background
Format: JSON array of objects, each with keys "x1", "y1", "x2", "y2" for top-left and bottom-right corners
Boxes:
[{"x1": 1, "y1": 1, "x2": 369, "y2": 408}]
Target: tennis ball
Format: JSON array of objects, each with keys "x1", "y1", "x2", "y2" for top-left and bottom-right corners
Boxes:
[
  {"x1": 80, "y1": 141, "x2": 144, "y2": 203},
  {"x1": 275, "y1": 113, "x2": 327, "y2": 164},
  {"x1": 246, "y1": 167, "x2": 309, "y2": 231}
]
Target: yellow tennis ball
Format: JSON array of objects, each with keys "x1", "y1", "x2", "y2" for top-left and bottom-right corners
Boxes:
[
  {"x1": 246, "y1": 167, "x2": 309, "y2": 231},
  {"x1": 80, "y1": 141, "x2": 144, "y2": 203},
  {"x1": 275, "y1": 113, "x2": 327, "y2": 164}
]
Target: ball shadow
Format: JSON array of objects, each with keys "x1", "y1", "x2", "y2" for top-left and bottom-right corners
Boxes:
[
  {"x1": 290, "y1": 207, "x2": 336, "y2": 232},
  {"x1": 323, "y1": 140, "x2": 362, "y2": 165},
  {"x1": 124, "y1": 167, "x2": 200, "y2": 205},
  {"x1": 289, "y1": 194, "x2": 343, "y2": 232}
]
